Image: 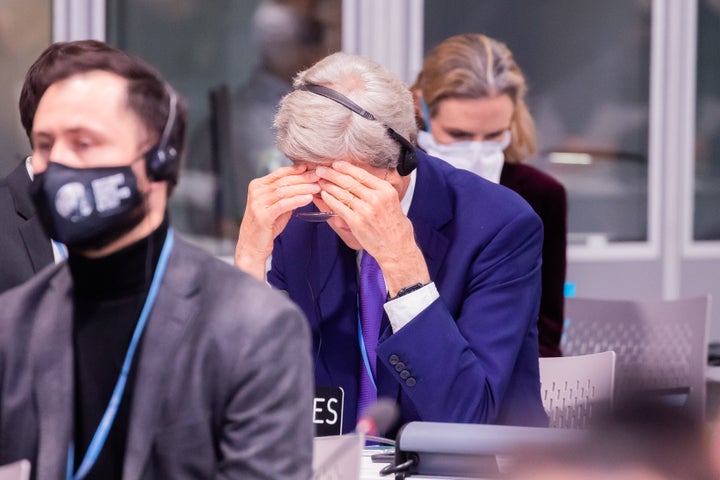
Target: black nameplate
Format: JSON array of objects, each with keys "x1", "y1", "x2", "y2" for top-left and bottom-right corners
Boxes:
[{"x1": 314, "y1": 386, "x2": 344, "y2": 436}]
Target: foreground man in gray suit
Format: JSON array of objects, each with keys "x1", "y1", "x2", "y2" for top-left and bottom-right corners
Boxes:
[{"x1": 0, "y1": 42, "x2": 313, "y2": 479}]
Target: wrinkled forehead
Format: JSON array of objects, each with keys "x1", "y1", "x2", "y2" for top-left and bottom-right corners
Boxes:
[
  {"x1": 290, "y1": 157, "x2": 330, "y2": 168},
  {"x1": 289, "y1": 157, "x2": 366, "y2": 169}
]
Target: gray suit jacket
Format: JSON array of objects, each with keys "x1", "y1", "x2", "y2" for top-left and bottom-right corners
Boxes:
[
  {"x1": 0, "y1": 160, "x2": 53, "y2": 294},
  {"x1": 0, "y1": 236, "x2": 313, "y2": 479}
]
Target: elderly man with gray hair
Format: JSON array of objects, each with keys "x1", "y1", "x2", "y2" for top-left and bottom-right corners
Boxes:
[{"x1": 235, "y1": 51, "x2": 547, "y2": 434}]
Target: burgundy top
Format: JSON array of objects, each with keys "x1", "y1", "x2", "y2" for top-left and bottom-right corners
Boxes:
[{"x1": 501, "y1": 163, "x2": 567, "y2": 357}]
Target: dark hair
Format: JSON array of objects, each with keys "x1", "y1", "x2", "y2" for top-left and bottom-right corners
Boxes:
[
  {"x1": 20, "y1": 41, "x2": 187, "y2": 184},
  {"x1": 20, "y1": 40, "x2": 114, "y2": 143}
]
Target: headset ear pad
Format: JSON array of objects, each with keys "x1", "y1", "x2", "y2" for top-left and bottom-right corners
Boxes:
[
  {"x1": 386, "y1": 128, "x2": 418, "y2": 176},
  {"x1": 145, "y1": 145, "x2": 179, "y2": 183},
  {"x1": 397, "y1": 145, "x2": 418, "y2": 177}
]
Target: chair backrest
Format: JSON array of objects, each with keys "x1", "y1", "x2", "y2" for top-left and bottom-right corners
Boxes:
[
  {"x1": 539, "y1": 351, "x2": 616, "y2": 428},
  {"x1": 562, "y1": 296, "x2": 711, "y2": 416},
  {"x1": 313, "y1": 433, "x2": 362, "y2": 480},
  {"x1": 0, "y1": 460, "x2": 30, "y2": 480}
]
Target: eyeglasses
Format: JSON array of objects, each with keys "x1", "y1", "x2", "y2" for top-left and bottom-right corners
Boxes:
[
  {"x1": 294, "y1": 211, "x2": 338, "y2": 222},
  {"x1": 292, "y1": 160, "x2": 392, "y2": 222}
]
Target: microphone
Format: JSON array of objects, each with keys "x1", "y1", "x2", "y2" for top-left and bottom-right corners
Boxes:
[
  {"x1": 313, "y1": 400, "x2": 398, "y2": 480},
  {"x1": 355, "y1": 398, "x2": 399, "y2": 438}
]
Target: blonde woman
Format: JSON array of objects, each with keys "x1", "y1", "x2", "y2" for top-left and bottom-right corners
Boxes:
[{"x1": 413, "y1": 33, "x2": 567, "y2": 357}]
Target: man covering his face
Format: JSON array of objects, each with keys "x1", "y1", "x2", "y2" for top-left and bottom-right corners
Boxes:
[{"x1": 235, "y1": 51, "x2": 547, "y2": 434}]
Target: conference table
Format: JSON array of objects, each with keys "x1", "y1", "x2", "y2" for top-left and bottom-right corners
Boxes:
[
  {"x1": 359, "y1": 449, "x2": 393, "y2": 479},
  {"x1": 359, "y1": 448, "x2": 495, "y2": 480},
  {"x1": 350, "y1": 368, "x2": 720, "y2": 480}
]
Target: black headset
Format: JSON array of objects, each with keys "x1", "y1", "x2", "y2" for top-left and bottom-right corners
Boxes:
[
  {"x1": 145, "y1": 86, "x2": 180, "y2": 183},
  {"x1": 297, "y1": 83, "x2": 418, "y2": 176}
]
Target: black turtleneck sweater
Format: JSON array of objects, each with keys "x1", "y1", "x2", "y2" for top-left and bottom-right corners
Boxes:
[{"x1": 68, "y1": 219, "x2": 168, "y2": 480}]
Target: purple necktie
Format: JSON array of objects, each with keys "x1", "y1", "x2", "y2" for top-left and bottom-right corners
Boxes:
[{"x1": 357, "y1": 251, "x2": 386, "y2": 417}]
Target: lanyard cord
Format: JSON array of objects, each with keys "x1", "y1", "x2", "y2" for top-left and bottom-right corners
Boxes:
[
  {"x1": 53, "y1": 239, "x2": 67, "y2": 260},
  {"x1": 67, "y1": 228, "x2": 175, "y2": 480}
]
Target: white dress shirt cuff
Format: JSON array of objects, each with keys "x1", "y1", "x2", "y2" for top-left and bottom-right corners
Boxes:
[{"x1": 384, "y1": 282, "x2": 439, "y2": 333}]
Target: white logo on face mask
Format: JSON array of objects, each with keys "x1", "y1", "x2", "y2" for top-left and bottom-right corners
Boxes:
[
  {"x1": 92, "y1": 172, "x2": 132, "y2": 213},
  {"x1": 55, "y1": 182, "x2": 94, "y2": 222},
  {"x1": 417, "y1": 130, "x2": 511, "y2": 184}
]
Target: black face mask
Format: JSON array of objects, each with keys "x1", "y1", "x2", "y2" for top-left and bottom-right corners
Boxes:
[{"x1": 29, "y1": 162, "x2": 145, "y2": 251}]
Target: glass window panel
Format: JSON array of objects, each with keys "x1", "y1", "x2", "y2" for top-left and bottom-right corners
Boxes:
[
  {"x1": 694, "y1": 0, "x2": 720, "y2": 241},
  {"x1": 0, "y1": 0, "x2": 52, "y2": 177},
  {"x1": 107, "y1": 0, "x2": 342, "y2": 255},
  {"x1": 424, "y1": 0, "x2": 652, "y2": 244}
]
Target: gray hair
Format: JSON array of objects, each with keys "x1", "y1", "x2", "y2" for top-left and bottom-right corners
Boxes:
[{"x1": 274, "y1": 51, "x2": 417, "y2": 169}]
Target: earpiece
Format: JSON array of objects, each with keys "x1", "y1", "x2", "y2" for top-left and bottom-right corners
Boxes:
[
  {"x1": 145, "y1": 86, "x2": 179, "y2": 183},
  {"x1": 384, "y1": 128, "x2": 418, "y2": 176},
  {"x1": 297, "y1": 84, "x2": 418, "y2": 176}
]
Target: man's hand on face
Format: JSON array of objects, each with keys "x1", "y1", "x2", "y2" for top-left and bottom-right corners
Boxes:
[
  {"x1": 235, "y1": 164, "x2": 319, "y2": 280},
  {"x1": 316, "y1": 161, "x2": 430, "y2": 296}
]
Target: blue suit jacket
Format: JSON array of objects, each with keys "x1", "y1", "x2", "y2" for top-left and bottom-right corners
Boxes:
[{"x1": 269, "y1": 150, "x2": 547, "y2": 433}]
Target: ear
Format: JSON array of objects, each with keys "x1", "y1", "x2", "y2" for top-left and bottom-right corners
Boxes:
[
  {"x1": 28, "y1": 153, "x2": 45, "y2": 175},
  {"x1": 144, "y1": 177, "x2": 169, "y2": 215}
]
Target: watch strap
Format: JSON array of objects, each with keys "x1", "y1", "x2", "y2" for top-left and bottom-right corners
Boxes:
[{"x1": 390, "y1": 282, "x2": 425, "y2": 300}]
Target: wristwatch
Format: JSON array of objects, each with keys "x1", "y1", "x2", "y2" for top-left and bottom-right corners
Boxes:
[{"x1": 390, "y1": 282, "x2": 426, "y2": 300}]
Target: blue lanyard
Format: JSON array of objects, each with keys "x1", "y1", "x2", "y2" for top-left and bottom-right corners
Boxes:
[
  {"x1": 53, "y1": 240, "x2": 67, "y2": 260},
  {"x1": 66, "y1": 228, "x2": 175, "y2": 480},
  {"x1": 357, "y1": 312, "x2": 377, "y2": 391}
]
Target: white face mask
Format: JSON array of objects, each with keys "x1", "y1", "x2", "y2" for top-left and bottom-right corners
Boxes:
[{"x1": 417, "y1": 130, "x2": 511, "y2": 184}]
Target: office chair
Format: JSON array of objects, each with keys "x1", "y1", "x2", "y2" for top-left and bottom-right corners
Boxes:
[
  {"x1": 562, "y1": 296, "x2": 710, "y2": 417},
  {"x1": 0, "y1": 460, "x2": 30, "y2": 480},
  {"x1": 539, "y1": 351, "x2": 616, "y2": 428}
]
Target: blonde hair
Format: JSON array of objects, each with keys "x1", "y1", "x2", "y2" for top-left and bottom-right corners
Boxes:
[
  {"x1": 274, "y1": 51, "x2": 417, "y2": 169},
  {"x1": 412, "y1": 33, "x2": 536, "y2": 164}
]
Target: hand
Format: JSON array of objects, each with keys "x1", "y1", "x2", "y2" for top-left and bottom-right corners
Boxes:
[
  {"x1": 235, "y1": 164, "x2": 320, "y2": 280},
  {"x1": 316, "y1": 161, "x2": 430, "y2": 295}
]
